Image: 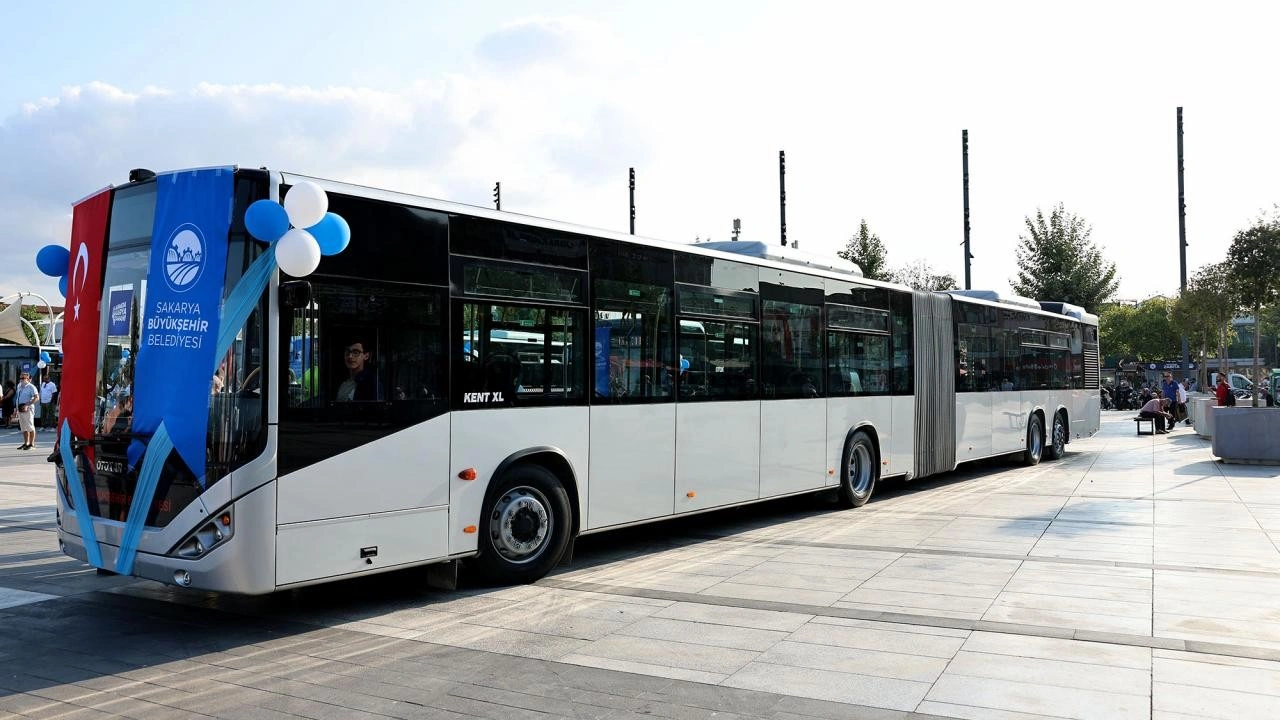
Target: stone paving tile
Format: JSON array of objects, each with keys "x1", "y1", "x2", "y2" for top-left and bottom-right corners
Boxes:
[
  {"x1": 768, "y1": 546, "x2": 902, "y2": 571},
  {"x1": 807, "y1": 615, "x2": 971, "y2": 638},
  {"x1": 1154, "y1": 499, "x2": 1262, "y2": 529},
  {"x1": 943, "y1": 650, "x2": 1150, "y2": 695},
  {"x1": 838, "y1": 587, "x2": 995, "y2": 618},
  {"x1": 652, "y1": 601, "x2": 813, "y2": 631},
  {"x1": 853, "y1": 574, "x2": 1006, "y2": 600},
  {"x1": 752, "y1": 640, "x2": 950, "y2": 683},
  {"x1": 1150, "y1": 476, "x2": 1235, "y2": 502},
  {"x1": 1057, "y1": 497, "x2": 1154, "y2": 525},
  {"x1": 731, "y1": 560, "x2": 880, "y2": 584},
  {"x1": 702, "y1": 581, "x2": 846, "y2": 607},
  {"x1": 723, "y1": 662, "x2": 930, "y2": 711},
  {"x1": 1227, "y1": 478, "x2": 1280, "y2": 505},
  {"x1": 616, "y1": 617, "x2": 789, "y2": 652},
  {"x1": 922, "y1": 674, "x2": 1148, "y2": 719},
  {"x1": 786, "y1": 620, "x2": 966, "y2": 658},
  {"x1": 566, "y1": 634, "x2": 758, "y2": 677}
]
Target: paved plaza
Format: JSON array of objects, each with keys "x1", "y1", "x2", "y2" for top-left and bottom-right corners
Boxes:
[{"x1": 3, "y1": 412, "x2": 1280, "y2": 718}]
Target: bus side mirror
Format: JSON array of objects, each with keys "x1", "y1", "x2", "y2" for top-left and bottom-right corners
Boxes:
[{"x1": 280, "y1": 281, "x2": 312, "y2": 309}]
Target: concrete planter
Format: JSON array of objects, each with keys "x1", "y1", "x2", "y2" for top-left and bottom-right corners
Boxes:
[
  {"x1": 1211, "y1": 406, "x2": 1280, "y2": 464},
  {"x1": 1191, "y1": 397, "x2": 1215, "y2": 438}
]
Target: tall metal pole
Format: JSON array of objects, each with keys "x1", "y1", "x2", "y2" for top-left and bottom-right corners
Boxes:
[
  {"x1": 1177, "y1": 108, "x2": 1190, "y2": 380},
  {"x1": 629, "y1": 168, "x2": 636, "y2": 235},
  {"x1": 493, "y1": 181, "x2": 501, "y2": 211},
  {"x1": 962, "y1": 130, "x2": 972, "y2": 290},
  {"x1": 779, "y1": 150, "x2": 787, "y2": 247}
]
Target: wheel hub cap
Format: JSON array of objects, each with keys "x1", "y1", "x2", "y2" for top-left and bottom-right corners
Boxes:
[{"x1": 491, "y1": 488, "x2": 550, "y2": 562}]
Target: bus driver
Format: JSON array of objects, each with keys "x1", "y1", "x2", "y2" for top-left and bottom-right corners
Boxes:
[{"x1": 336, "y1": 337, "x2": 379, "y2": 402}]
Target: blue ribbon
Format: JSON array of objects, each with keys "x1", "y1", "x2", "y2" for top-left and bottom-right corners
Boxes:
[
  {"x1": 60, "y1": 420, "x2": 104, "y2": 569},
  {"x1": 114, "y1": 423, "x2": 173, "y2": 574},
  {"x1": 113, "y1": 246, "x2": 277, "y2": 576}
]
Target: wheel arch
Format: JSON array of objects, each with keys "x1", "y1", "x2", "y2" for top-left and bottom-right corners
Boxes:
[
  {"x1": 1055, "y1": 405, "x2": 1070, "y2": 443},
  {"x1": 847, "y1": 422, "x2": 883, "y2": 468},
  {"x1": 491, "y1": 447, "x2": 581, "y2": 538}
]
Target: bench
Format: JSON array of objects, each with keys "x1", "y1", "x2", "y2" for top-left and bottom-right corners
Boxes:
[{"x1": 1134, "y1": 416, "x2": 1154, "y2": 436}]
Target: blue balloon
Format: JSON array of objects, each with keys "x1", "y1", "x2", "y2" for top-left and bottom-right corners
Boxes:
[
  {"x1": 39, "y1": 351, "x2": 51, "y2": 363},
  {"x1": 680, "y1": 357, "x2": 690, "y2": 372},
  {"x1": 57, "y1": 274, "x2": 68, "y2": 298},
  {"x1": 308, "y1": 212, "x2": 351, "y2": 256},
  {"x1": 36, "y1": 244, "x2": 70, "y2": 277},
  {"x1": 121, "y1": 348, "x2": 131, "y2": 358},
  {"x1": 244, "y1": 199, "x2": 290, "y2": 243}
]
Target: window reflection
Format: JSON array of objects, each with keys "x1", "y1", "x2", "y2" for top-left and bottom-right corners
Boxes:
[
  {"x1": 455, "y1": 301, "x2": 586, "y2": 407},
  {"x1": 279, "y1": 281, "x2": 447, "y2": 475}
]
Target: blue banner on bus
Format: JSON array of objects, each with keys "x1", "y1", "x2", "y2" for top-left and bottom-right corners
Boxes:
[
  {"x1": 107, "y1": 288, "x2": 133, "y2": 336},
  {"x1": 594, "y1": 325, "x2": 611, "y2": 396},
  {"x1": 131, "y1": 168, "x2": 233, "y2": 481}
]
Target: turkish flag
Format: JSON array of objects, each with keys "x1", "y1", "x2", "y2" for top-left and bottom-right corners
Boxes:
[{"x1": 58, "y1": 189, "x2": 111, "y2": 442}]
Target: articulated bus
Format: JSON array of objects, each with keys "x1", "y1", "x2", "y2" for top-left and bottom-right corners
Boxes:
[{"x1": 54, "y1": 167, "x2": 1100, "y2": 594}]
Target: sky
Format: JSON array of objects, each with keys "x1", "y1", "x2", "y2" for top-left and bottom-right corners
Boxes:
[{"x1": 3, "y1": 1, "x2": 1280, "y2": 309}]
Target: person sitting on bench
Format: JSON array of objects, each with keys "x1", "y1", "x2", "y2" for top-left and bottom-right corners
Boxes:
[{"x1": 1138, "y1": 396, "x2": 1173, "y2": 434}]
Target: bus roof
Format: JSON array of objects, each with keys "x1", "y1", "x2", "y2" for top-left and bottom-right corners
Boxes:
[{"x1": 275, "y1": 170, "x2": 915, "y2": 294}]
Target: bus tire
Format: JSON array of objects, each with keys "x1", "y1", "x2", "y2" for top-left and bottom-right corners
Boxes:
[
  {"x1": 1044, "y1": 411, "x2": 1067, "y2": 461},
  {"x1": 1023, "y1": 414, "x2": 1044, "y2": 466},
  {"x1": 473, "y1": 464, "x2": 572, "y2": 585},
  {"x1": 837, "y1": 430, "x2": 879, "y2": 508}
]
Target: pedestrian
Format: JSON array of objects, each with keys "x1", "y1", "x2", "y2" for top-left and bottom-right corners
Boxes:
[
  {"x1": 13, "y1": 371, "x2": 38, "y2": 450},
  {"x1": 39, "y1": 373, "x2": 58, "y2": 432},
  {"x1": 1139, "y1": 396, "x2": 1173, "y2": 434},
  {"x1": 1216, "y1": 374, "x2": 1234, "y2": 407},
  {"x1": 1161, "y1": 373, "x2": 1181, "y2": 422},
  {"x1": 1177, "y1": 379, "x2": 1189, "y2": 424}
]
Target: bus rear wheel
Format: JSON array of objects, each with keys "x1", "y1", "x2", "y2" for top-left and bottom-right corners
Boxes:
[
  {"x1": 1044, "y1": 411, "x2": 1067, "y2": 460},
  {"x1": 837, "y1": 430, "x2": 879, "y2": 508},
  {"x1": 473, "y1": 464, "x2": 572, "y2": 585},
  {"x1": 1023, "y1": 414, "x2": 1044, "y2": 466}
]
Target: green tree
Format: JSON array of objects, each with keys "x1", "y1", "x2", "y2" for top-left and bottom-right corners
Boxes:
[
  {"x1": 1226, "y1": 210, "x2": 1280, "y2": 404},
  {"x1": 1129, "y1": 297, "x2": 1182, "y2": 362},
  {"x1": 1011, "y1": 204, "x2": 1119, "y2": 312},
  {"x1": 837, "y1": 219, "x2": 892, "y2": 281},
  {"x1": 890, "y1": 259, "x2": 959, "y2": 291},
  {"x1": 1098, "y1": 298, "x2": 1180, "y2": 364},
  {"x1": 1170, "y1": 263, "x2": 1237, "y2": 388},
  {"x1": 1098, "y1": 303, "x2": 1136, "y2": 364}
]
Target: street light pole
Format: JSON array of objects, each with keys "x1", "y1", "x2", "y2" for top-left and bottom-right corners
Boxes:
[
  {"x1": 961, "y1": 130, "x2": 973, "y2": 289},
  {"x1": 1177, "y1": 108, "x2": 1191, "y2": 382},
  {"x1": 779, "y1": 150, "x2": 787, "y2": 248},
  {"x1": 629, "y1": 167, "x2": 636, "y2": 235}
]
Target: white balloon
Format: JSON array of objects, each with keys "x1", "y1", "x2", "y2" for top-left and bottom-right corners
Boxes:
[
  {"x1": 283, "y1": 180, "x2": 328, "y2": 229},
  {"x1": 37, "y1": 360, "x2": 47, "y2": 369},
  {"x1": 275, "y1": 228, "x2": 321, "y2": 277}
]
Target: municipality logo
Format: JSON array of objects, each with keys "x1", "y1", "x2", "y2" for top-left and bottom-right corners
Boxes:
[{"x1": 164, "y1": 224, "x2": 206, "y2": 292}]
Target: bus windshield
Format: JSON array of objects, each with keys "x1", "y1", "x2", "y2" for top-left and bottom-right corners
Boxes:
[{"x1": 75, "y1": 176, "x2": 269, "y2": 527}]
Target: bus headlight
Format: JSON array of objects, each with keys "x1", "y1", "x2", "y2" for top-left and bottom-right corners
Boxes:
[{"x1": 172, "y1": 508, "x2": 233, "y2": 559}]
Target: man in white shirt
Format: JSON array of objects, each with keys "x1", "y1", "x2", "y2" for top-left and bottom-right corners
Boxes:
[
  {"x1": 1176, "y1": 380, "x2": 1189, "y2": 425},
  {"x1": 40, "y1": 374, "x2": 58, "y2": 432},
  {"x1": 14, "y1": 372, "x2": 38, "y2": 450}
]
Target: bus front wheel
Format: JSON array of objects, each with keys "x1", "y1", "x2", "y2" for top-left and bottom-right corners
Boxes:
[
  {"x1": 473, "y1": 464, "x2": 572, "y2": 585},
  {"x1": 837, "y1": 430, "x2": 879, "y2": 508},
  {"x1": 1023, "y1": 414, "x2": 1044, "y2": 466}
]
